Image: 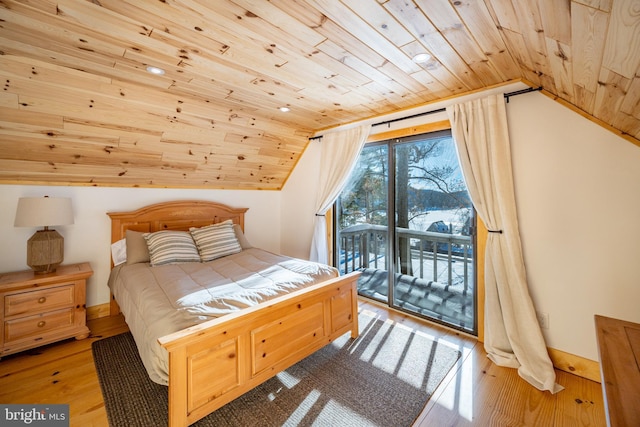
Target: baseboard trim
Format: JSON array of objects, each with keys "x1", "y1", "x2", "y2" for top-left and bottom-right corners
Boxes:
[
  {"x1": 87, "y1": 303, "x2": 111, "y2": 320},
  {"x1": 548, "y1": 347, "x2": 601, "y2": 383}
]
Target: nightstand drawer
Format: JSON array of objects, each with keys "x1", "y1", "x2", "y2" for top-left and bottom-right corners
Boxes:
[
  {"x1": 4, "y1": 308, "x2": 75, "y2": 343},
  {"x1": 0, "y1": 263, "x2": 92, "y2": 357},
  {"x1": 4, "y1": 284, "x2": 75, "y2": 317}
]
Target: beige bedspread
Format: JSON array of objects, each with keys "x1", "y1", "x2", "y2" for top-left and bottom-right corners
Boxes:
[{"x1": 108, "y1": 248, "x2": 339, "y2": 385}]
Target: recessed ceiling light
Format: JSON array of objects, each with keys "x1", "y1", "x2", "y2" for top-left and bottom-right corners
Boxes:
[
  {"x1": 279, "y1": 106, "x2": 290, "y2": 112},
  {"x1": 412, "y1": 53, "x2": 431, "y2": 63},
  {"x1": 146, "y1": 66, "x2": 165, "y2": 75}
]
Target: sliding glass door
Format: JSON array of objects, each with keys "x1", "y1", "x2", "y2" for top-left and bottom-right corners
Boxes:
[
  {"x1": 335, "y1": 130, "x2": 476, "y2": 334},
  {"x1": 336, "y1": 143, "x2": 391, "y2": 302}
]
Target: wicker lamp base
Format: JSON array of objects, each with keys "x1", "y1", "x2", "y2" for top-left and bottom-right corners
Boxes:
[{"x1": 26, "y1": 229, "x2": 64, "y2": 274}]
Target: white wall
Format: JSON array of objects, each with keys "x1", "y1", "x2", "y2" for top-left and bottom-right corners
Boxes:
[
  {"x1": 507, "y1": 92, "x2": 640, "y2": 360},
  {"x1": 280, "y1": 140, "x2": 322, "y2": 259},
  {"x1": 0, "y1": 186, "x2": 281, "y2": 308},
  {"x1": 281, "y1": 90, "x2": 640, "y2": 363}
]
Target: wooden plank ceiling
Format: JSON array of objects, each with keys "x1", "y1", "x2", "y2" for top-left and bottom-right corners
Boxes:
[{"x1": 0, "y1": 0, "x2": 639, "y2": 190}]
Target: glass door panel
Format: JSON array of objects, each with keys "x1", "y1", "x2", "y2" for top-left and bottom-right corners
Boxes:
[
  {"x1": 336, "y1": 143, "x2": 389, "y2": 304},
  {"x1": 393, "y1": 133, "x2": 475, "y2": 332},
  {"x1": 335, "y1": 130, "x2": 476, "y2": 334}
]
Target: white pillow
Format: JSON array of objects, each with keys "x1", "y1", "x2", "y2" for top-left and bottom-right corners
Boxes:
[
  {"x1": 110, "y1": 238, "x2": 127, "y2": 266},
  {"x1": 143, "y1": 231, "x2": 201, "y2": 266},
  {"x1": 190, "y1": 220, "x2": 242, "y2": 262}
]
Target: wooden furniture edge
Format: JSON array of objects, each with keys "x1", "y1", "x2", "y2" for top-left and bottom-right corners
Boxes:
[
  {"x1": 106, "y1": 200, "x2": 248, "y2": 233},
  {"x1": 160, "y1": 271, "x2": 360, "y2": 348},
  {"x1": 594, "y1": 314, "x2": 640, "y2": 427},
  {"x1": 160, "y1": 271, "x2": 360, "y2": 427},
  {"x1": 0, "y1": 262, "x2": 93, "y2": 288}
]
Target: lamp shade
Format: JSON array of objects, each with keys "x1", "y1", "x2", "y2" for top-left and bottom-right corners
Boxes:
[{"x1": 14, "y1": 197, "x2": 74, "y2": 227}]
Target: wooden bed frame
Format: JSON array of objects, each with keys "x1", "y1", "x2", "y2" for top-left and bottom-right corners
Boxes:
[{"x1": 107, "y1": 200, "x2": 360, "y2": 427}]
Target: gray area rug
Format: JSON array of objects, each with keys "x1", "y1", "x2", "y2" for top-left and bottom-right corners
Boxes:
[{"x1": 92, "y1": 314, "x2": 461, "y2": 427}]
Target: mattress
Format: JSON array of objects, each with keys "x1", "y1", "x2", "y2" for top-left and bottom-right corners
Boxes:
[{"x1": 108, "y1": 247, "x2": 339, "y2": 385}]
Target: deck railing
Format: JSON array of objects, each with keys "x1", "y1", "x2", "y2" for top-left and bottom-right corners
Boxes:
[{"x1": 338, "y1": 223, "x2": 473, "y2": 292}]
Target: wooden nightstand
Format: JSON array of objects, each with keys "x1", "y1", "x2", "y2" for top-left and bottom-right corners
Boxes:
[{"x1": 0, "y1": 262, "x2": 93, "y2": 358}]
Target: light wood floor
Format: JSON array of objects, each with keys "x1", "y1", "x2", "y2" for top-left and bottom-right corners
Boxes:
[{"x1": 0, "y1": 300, "x2": 606, "y2": 426}]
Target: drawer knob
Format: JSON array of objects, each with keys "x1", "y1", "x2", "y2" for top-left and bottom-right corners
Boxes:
[
  {"x1": 38, "y1": 297, "x2": 47, "y2": 304},
  {"x1": 37, "y1": 320, "x2": 46, "y2": 328}
]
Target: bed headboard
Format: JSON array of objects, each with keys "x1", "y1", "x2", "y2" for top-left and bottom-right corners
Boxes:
[{"x1": 107, "y1": 200, "x2": 248, "y2": 244}]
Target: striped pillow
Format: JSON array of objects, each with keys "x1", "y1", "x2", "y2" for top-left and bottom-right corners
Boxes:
[
  {"x1": 190, "y1": 220, "x2": 242, "y2": 262},
  {"x1": 143, "y1": 231, "x2": 201, "y2": 266}
]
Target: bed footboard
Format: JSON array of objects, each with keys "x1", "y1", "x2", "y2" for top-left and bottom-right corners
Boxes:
[{"x1": 159, "y1": 271, "x2": 360, "y2": 427}]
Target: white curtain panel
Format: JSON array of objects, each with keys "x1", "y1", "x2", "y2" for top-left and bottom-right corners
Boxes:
[
  {"x1": 310, "y1": 124, "x2": 371, "y2": 264},
  {"x1": 447, "y1": 94, "x2": 562, "y2": 393}
]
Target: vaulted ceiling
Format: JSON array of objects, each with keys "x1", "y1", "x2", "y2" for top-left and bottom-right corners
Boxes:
[{"x1": 0, "y1": 0, "x2": 638, "y2": 189}]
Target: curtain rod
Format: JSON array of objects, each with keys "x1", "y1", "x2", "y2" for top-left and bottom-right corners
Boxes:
[{"x1": 309, "y1": 86, "x2": 542, "y2": 141}]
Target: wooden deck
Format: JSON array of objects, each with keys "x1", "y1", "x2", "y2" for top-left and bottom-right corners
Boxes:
[
  {"x1": 0, "y1": 300, "x2": 606, "y2": 426},
  {"x1": 358, "y1": 267, "x2": 475, "y2": 332}
]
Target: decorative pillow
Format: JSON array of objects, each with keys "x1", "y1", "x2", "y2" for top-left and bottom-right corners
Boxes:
[
  {"x1": 190, "y1": 220, "x2": 242, "y2": 262},
  {"x1": 143, "y1": 230, "x2": 201, "y2": 266},
  {"x1": 125, "y1": 230, "x2": 151, "y2": 265},
  {"x1": 111, "y1": 238, "x2": 127, "y2": 266},
  {"x1": 233, "y1": 223, "x2": 252, "y2": 249}
]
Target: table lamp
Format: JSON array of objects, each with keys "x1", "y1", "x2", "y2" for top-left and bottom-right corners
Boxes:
[{"x1": 14, "y1": 196, "x2": 74, "y2": 274}]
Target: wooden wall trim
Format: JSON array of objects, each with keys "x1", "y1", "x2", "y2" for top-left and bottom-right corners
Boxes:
[
  {"x1": 548, "y1": 347, "x2": 601, "y2": 383},
  {"x1": 367, "y1": 120, "x2": 452, "y2": 143},
  {"x1": 476, "y1": 218, "x2": 487, "y2": 343},
  {"x1": 87, "y1": 303, "x2": 110, "y2": 321}
]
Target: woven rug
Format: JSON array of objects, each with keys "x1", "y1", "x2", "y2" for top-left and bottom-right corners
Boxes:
[{"x1": 92, "y1": 314, "x2": 461, "y2": 427}]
